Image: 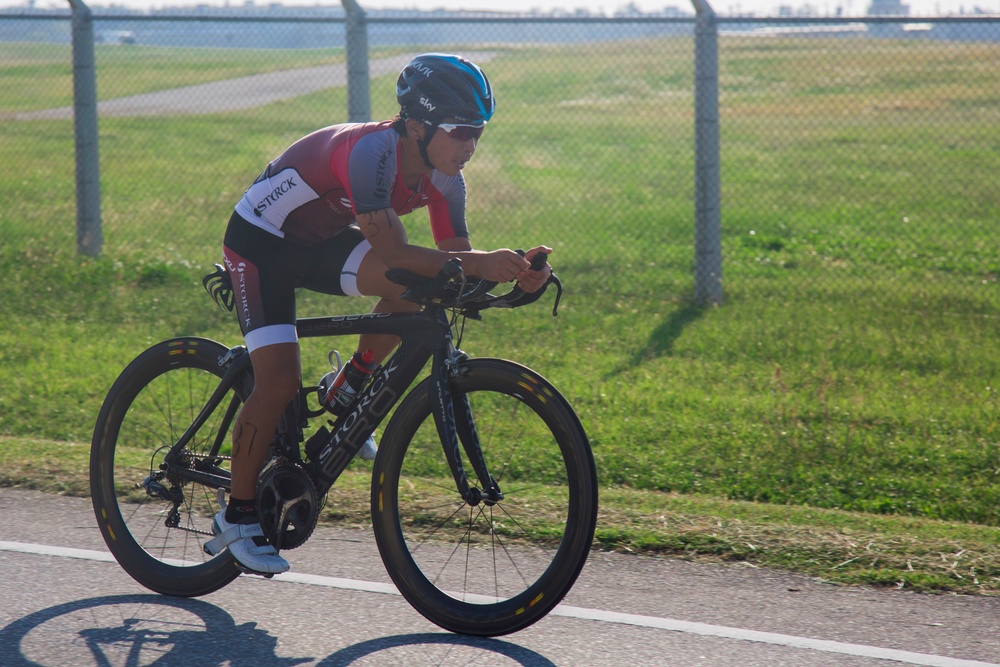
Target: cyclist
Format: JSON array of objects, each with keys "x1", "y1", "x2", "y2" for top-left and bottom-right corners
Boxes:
[{"x1": 211, "y1": 53, "x2": 552, "y2": 575}]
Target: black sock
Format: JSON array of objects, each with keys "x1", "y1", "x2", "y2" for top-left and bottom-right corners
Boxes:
[{"x1": 225, "y1": 496, "x2": 257, "y2": 525}]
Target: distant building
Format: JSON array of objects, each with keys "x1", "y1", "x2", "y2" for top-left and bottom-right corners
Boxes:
[
  {"x1": 868, "y1": 0, "x2": 909, "y2": 38},
  {"x1": 868, "y1": 0, "x2": 910, "y2": 15}
]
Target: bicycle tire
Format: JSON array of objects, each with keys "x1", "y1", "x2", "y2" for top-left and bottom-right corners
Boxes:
[
  {"x1": 90, "y1": 337, "x2": 252, "y2": 597},
  {"x1": 371, "y1": 358, "x2": 597, "y2": 636}
]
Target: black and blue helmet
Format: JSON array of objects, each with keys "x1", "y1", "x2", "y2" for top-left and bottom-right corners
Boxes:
[{"x1": 397, "y1": 53, "x2": 495, "y2": 124}]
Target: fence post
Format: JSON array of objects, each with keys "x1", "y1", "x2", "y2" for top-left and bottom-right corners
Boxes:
[
  {"x1": 692, "y1": 0, "x2": 722, "y2": 306},
  {"x1": 68, "y1": 0, "x2": 102, "y2": 257},
  {"x1": 341, "y1": 0, "x2": 371, "y2": 122}
]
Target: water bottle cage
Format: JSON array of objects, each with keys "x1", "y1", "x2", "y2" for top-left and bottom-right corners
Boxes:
[{"x1": 327, "y1": 385, "x2": 356, "y2": 409}]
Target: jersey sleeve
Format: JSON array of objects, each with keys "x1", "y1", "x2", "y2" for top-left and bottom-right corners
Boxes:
[
  {"x1": 345, "y1": 130, "x2": 398, "y2": 215},
  {"x1": 428, "y1": 170, "x2": 469, "y2": 243}
]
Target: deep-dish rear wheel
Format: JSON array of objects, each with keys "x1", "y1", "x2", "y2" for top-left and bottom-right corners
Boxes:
[
  {"x1": 372, "y1": 358, "x2": 597, "y2": 636},
  {"x1": 90, "y1": 337, "x2": 252, "y2": 597}
]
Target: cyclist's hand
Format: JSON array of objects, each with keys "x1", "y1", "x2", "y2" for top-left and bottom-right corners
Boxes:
[
  {"x1": 473, "y1": 249, "x2": 530, "y2": 283},
  {"x1": 516, "y1": 246, "x2": 553, "y2": 293}
]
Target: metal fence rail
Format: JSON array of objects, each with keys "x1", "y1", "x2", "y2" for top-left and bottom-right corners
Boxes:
[{"x1": 1, "y1": 7, "x2": 997, "y2": 310}]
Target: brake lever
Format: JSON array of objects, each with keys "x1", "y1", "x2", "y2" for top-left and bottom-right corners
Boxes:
[
  {"x1": 483, "y1": 269, "x2": 562, "y2": 316},
  {"x1": 490, "y1": 250, "x2": 559, "y2": 314},
  {"x1": 528, "y1": 251, "x2": 550, "y2": 272},
  {"x1": 451, "y1": 249, "x2": 540, "y2": 311}
]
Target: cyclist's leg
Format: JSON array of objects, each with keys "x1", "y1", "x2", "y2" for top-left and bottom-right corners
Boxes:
[
  {"x1": 303, "y1": 225, "x2": 419, "y2": 365},
  {"x1": 207, "y1": 340, "x2": 298, "y2": 574},
  {"x1": 356, "y1": 237, "x2": 419, "y2": 362},
  {"x1": 230, "y1": 343, "x2": 300, "y2": 500},
  {"x1": 218, "y1": 214, "x2": 307, "y2": 573},
  {"x1": 300, "y1": 226, "x2": 418, "y2": 460},
  {"x1": 223, "y1": 214, "x2": 304, "y2": 501}
]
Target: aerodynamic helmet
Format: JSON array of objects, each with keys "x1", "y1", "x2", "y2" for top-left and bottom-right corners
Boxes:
[{"x1": 396, "y1": 53, "x2": 495, "y2": 124}]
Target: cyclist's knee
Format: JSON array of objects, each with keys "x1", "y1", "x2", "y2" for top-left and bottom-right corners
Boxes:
[
  {"x1": 254, "y1": 369, "x2": 300, "y2": 404},
  {"x1": 355, "y1": 251, "x2": 407, "y2": 301},
  {"x1": 247, "y1": 342, "x2": 301, "y2": 405}
]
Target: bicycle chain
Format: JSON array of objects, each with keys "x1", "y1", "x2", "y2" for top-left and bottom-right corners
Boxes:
[{"x1": 156, "y1": 451, "x2": 233, "y2": 537}]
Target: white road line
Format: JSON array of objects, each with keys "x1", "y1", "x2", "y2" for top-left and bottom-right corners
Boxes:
[
  {"x1": 549, "y1": 606, "x2": 999, "y2": 667},
  {"x1": 2, "y1": 540, "x2": 996, "y2": 667}
]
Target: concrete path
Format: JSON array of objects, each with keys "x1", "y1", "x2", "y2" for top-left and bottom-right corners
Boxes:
[{"x1": 13, "y1": 54, "x2": 417, "y2": 120}]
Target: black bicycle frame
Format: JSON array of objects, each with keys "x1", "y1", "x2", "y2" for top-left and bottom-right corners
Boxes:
[
  {"x1": 160, "y1": 346, "x2": 252, "y2": 491},
  {"x1": 298, "y1": 306, "x2": 495, "y2": 504},
  {"x1": 163, "y1": 305, "x2": 498, "y2": 506}
]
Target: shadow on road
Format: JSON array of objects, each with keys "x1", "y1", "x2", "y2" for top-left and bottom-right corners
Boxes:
[
  {"x1": 317, "y1": 632, "x2": 557, "y2": 666},
  {"x1": 0, "y1": 594, "x2": 555, "y2": 666}
]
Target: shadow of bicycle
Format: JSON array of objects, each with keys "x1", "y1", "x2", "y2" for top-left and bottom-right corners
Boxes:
[
  {"x1": 0, "y1": 594, "x2": 307, "y2": 667},
  {"x1": 317, "y1": 633, "x2": 557, "y2": 666},
  {"x1": 0, "y1": 594, "x2": 556, "y2": 667}
]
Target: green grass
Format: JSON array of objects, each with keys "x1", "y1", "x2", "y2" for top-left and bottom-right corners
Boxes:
[
  {"x1": 4, "y1": 435, "x2": 999, "y2": 593},
  {"x1": 1, "y1": 36, "x2": 999, "y2": 593}
]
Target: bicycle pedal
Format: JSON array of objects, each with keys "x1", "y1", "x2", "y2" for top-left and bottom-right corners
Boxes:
[{"x1": 235, "y1": 563, "x2": 275, "y2": 579}]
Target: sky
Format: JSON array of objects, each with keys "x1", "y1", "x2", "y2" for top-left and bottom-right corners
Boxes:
[{"x1": 1, "y1": 0, "x2": 996, "y2": 17}]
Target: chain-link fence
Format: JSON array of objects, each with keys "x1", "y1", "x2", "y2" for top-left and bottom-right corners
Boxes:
[
  {"x1": 716, "y1": 16, "x2": 999, "y2": 313},
  {"x1": 1, "y1": 8, "x2": 998, "y2": 311}
]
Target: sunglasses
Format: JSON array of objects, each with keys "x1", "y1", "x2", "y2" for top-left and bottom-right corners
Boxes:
[{"x1": 427, "y1": 120, "x2": 486, "y2": 142}]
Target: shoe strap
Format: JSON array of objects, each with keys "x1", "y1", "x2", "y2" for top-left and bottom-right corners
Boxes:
[
  {"x1": 204, "y1": 522, "x2": 265, "y2": 555},
  {"x1": 244, "y1": 542, "x2": 281, "y2": 557}
]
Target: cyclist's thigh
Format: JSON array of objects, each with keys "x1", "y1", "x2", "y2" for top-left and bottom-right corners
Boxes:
[
  {"x1": 303, "y1": 224, "x2": 411, "y2": 301},
  {"x1": 302, "y1": 225, "x2": 392, "y2": 296},
  {"x1": 222, "y1": 212, "x2": 299, "y2": 348},
  {"x1": 355, "y1": 247, "x2": 410, "y2": 301}
]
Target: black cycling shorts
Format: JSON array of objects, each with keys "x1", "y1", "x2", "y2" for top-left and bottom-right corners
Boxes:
[{"x1": 221, "y1": 212, "x2": 370, "y2": 351}]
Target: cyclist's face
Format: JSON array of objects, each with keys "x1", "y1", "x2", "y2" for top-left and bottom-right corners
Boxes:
[{"x1": 426, "y1": 119, "x2": 480, "y2": 176}]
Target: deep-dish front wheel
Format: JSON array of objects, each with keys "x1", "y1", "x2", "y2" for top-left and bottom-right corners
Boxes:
[
  {"x1": 372, "y1": 359, "x2": 597, "y2": 636},
  {"x1": 90, "y1": 337, "x2": 252, "y2": 597}
]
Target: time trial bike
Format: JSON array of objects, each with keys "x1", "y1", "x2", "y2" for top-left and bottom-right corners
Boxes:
[{"x1": 90, "y1": 255, "x2": 598, "y2": 637}]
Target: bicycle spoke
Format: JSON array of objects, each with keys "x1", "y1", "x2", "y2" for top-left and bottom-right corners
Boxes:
[
  {"x1": 375, "y1": 360, "x2": 596, "y2": 634},
  {"x1": 92, "y1": 338, "x2": 248, "y2": 596},
  {"x1": 406, "y1": 501, "x2": 471, "y2": 556}
]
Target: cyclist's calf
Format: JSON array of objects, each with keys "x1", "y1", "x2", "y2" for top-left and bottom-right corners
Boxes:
[{"x1": 230, "y1": 343, "x2": 301, "y2": 499}]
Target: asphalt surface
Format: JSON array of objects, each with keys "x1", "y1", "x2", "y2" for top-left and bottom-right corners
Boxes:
[
  {"x1": 1, "y1": 488, "x2": 999, "y2": 667},
  {"x1": 11, "y1": 53, "x2": 494, "y2": 120}
]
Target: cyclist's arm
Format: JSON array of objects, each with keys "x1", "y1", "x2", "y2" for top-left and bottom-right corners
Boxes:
[
  {"x1": 436, "y1": 236, "x2": 472, "y2": 252},
  {"x1": 436, "y1": 235, "x2": 551, "y2": 293},
  {"x1": 359, "y1": 208, "x2": 528, "y2": 283}
]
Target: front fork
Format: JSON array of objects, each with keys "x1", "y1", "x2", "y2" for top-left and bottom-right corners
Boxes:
[{"x1": 431, "y1": 346, "x2": 503, "y2": 506}]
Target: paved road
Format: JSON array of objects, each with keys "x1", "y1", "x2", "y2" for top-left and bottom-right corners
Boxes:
[
  {"x1": 1, "y1": 489, "x2": 998, "y2": 666},
  {"x1": 11, "y1": 53, "x2": 497, "y2": 121},
  {"x1": 12, "y1": 55, "x2": 417, "y2": 120}
]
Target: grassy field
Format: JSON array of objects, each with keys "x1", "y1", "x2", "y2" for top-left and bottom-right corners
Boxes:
[{"x1": 1, "y1": 36, "x2": 998, "y2": 593}]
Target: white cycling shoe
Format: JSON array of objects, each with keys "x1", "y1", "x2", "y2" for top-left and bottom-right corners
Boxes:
[
  {"x1": 204, "y1": 503, "x2": 289, "y2": 575},
  {"x1": 359, "y1": 433, "x2": 378, "y2": 461}
]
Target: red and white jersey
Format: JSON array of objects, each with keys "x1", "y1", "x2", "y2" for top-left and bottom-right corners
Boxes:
[{"x1": 235, "y1": 121, "x2": 468, "y2": 244}]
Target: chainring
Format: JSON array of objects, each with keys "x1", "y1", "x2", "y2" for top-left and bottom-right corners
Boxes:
[{"x1": 256, "y1": 460, "x2": 320, "y2": 551}]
